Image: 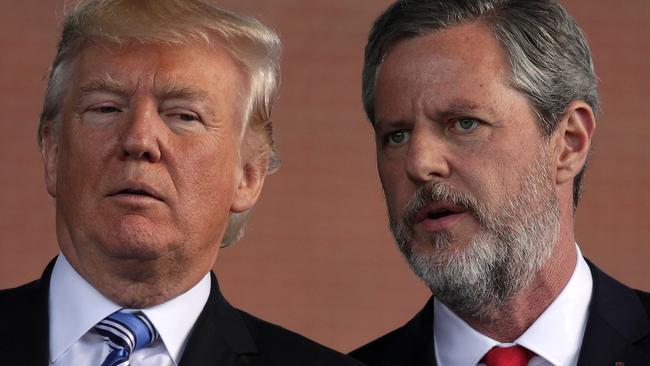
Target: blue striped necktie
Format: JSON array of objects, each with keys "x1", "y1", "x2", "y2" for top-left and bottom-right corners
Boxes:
[{"x1": 94, "y1": 310, "x2": 159, "y2": 366}]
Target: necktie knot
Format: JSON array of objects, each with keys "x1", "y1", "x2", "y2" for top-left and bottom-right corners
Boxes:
[
  {"x1": 95, "y1": 309, "x2": 159, "y2": 366},
  {"x1": 482, "y1": 345, "x2": 535, "y2": 366}
]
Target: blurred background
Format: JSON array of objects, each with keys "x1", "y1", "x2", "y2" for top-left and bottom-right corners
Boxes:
[{"x1": 0, "y1": 0, "x2": 648, "y2": 353}]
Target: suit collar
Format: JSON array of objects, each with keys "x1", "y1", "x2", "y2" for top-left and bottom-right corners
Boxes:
[
  {"x1": 411, "y1": 297, "x2": 437, "y2": 365},
  {"x1": 394, "y1": 297, "x2": 438, "y2": 365},
  {"x1": 15, "y1": 258, "x2": 54, "y2": 365},
  {"x1": 577, "y1": 259, "x2": 650, "y2": 365},
  {"x1": 179, "y1": 272, "x2": 258, "y2": 366}
]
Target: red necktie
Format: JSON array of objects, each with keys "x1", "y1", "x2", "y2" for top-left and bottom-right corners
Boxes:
[{"x1": 482, "y1": 345, "x2": 535, "y2": 366}]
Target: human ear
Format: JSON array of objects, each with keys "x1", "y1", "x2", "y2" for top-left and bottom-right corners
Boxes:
[
  {"x1": 553, "y1": 101, "x2": 596, "y2": 185},
  {"x1": 230, "y1": 133, "x2": 269, "y2": 214},
  {"x1": 41, "y1": 123, "x2": 59, "y2": 198}
]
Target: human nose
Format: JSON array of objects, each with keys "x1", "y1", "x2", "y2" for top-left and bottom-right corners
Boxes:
[
  {"x1": 118, "y1": 103, "x2": 163, "y2": 162},
  {"x1": 404, "y1": 127, "x2": 451, "y2": 183}
]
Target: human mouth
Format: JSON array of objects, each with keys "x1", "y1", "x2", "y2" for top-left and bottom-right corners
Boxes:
[
  {"x1": 107, "y1": 182, "x2": 164, "y2": 202},
  {"x1": 414, "y1": 201, "x2": 467, "y2": 232}
]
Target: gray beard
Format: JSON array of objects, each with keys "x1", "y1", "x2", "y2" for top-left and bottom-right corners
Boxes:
[{"x1": 388, "y1": 148, "x2": 560, "y2": 321}]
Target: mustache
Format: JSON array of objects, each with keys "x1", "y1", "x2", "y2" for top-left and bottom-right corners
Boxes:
[{"x1": 401, "y1": 182, "x2": 483, "y2": 227}]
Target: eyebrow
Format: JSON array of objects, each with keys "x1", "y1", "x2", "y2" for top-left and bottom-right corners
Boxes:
[
  {"x1": 79, "y1": 76, "x2": 135, "y2": 97},
  {"x1": 154, "y1": 83, "x2": 212, "y2": 104},
  {"x1": 373, "y1": 118, "x2": 409, "y2": 134},
  {"x1": 445, "y1": 101, "x2": 482, "y2": 114},
  {"x1": 78, "y1": 76, "x2": 214, "y2": 105},
  {"x1": 374, "y1": 100, "x2": 499, "y2": 132},
  {"x1": 435, "y1": 100, "x2": 500, "y2": 121}
]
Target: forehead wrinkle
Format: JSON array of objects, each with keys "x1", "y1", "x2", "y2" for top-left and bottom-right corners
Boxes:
[{"x1": 79, "y1": 73, "x2": 137, "y2": 97}]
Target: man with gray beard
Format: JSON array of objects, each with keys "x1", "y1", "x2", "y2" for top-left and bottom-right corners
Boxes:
[
  {"x1": 350, "y1": 1, "x2": 650, "y2": 365},
  {"x1": 393, "y1": 145, "x2": 560, "y2": 322}
]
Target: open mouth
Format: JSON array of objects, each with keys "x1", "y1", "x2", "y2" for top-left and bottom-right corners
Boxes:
[
  {"x1": 414, "y1": 204, "x2": 467, "y2": 232},
  {"x1": 414, "y1": 201, "x2": 468, "y2": 226},
  {"x1": 426, "y1": 208, "x2": 457, "y2": 220}
]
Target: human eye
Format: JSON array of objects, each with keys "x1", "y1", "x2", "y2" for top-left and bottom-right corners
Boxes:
[
  {"x1": 90, "y1": 105, "x2": 121, "y2": 114},
  {"x1": 384, "y1": 130, "x2": 411, "y2": 146},
  {"x1": 450, "y1": 118, "x2": 480, "y2": 134},
  {"x1": 83, "y1": 103, "x2": 124, "y2": 125},
  {"x1": 87, "y1": 103, "x2": 122, "y2": 114},
  {"x1": 163, "y1": 107, "x2": 206, "y2": 135},
  {"x1": 168, "y1": 111, "x2": 200, "y2": 123}
]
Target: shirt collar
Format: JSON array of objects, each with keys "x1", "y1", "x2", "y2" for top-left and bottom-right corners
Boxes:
[
  {"x1": 141, "y1": 271, "x2": 210, "y2": 363},
  {"x1": 517, "y1": 245, "x2": 592, "y2": 365},
  {"x1": 434, "y1": 297, "x2": 497, "y2": 365},
  {"x1": 49, "y1": 253, "x2": 211, "y2": 364},
  {"x1": 434, "y1": 244, "x2": 593, "y2": 366}
]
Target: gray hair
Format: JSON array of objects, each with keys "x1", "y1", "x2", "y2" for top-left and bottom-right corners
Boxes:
[
  {"x1": 363, "y1": 0, "x2": 598, "y2": 209},
  {"x1": 39, "y1": 0, "x2": 282, "y2": 245}
]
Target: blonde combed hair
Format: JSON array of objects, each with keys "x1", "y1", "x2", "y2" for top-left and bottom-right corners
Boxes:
[{"x1": 39, "y1": 0, "x2": 281, "y2": 173}]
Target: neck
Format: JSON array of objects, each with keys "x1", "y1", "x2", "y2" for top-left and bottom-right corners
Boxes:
[
  {"x1": 89, "y1": 261, "x2": 201, "y2": 308},
  {"x1": 63, "y1": 248, "x2": 216, "y2": 308},
  {"x1": 463, "y1": 237, "x2": 577, "y2": 342}
]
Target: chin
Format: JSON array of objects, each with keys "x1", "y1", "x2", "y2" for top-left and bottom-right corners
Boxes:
[{"x1": 98, "y1": 221, "x2": 178, "y2": 261}]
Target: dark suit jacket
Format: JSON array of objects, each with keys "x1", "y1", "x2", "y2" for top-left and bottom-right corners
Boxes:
[
  {"x1": 350, "y1": 261, "x2": 650, "y2": 365},
  {"x1": 0, "y1": 260, "x2": 362, "y2": 366}
]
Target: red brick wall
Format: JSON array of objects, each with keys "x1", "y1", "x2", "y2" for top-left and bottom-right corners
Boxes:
[{"x1": 0, "y1": 0, "x2": 648, "y2": 352}]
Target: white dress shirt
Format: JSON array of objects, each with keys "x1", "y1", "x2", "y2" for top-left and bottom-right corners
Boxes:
[
  {"x1": 49, "y1": 254, "x2": 211, "y2": 365},
  {"x1": 434, "y1": 245, "x2": 593, "y2": 366}
]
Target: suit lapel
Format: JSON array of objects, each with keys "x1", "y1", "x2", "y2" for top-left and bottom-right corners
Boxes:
[
  {"x1": 5, "y1": 259, "x2": 54, "y2": 364},
  {"x1": 392, "y1": 297, "x2": 437, "y2": 366},
  {"x1": 409, "y1": 297, "x2": 437, "y2": 366},
  {"x1": 578, "y1": 260, "x2": 650, "y2": 365},
  {"x1": 30, "y1": 265, "x2": 51, "y2": 365},
  {"x1": 179, "y1": 272, "x2": 259, "y2": 366}
]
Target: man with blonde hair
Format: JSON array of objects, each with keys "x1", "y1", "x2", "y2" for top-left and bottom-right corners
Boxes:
[{"x1": 0, "y1": 1, "x2": 360, "y2": 365}]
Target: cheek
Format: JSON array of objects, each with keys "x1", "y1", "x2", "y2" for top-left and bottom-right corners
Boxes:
[
  {"x1": 178, "y1": 140, "x2": 240, "y2": 212},
  {"x1": 377, "y1": 158, "x2": 394, "y2": 194},
  {"x1": 456, "y1": 150, "x2": 523, "y2": 207},
  {"x1": 378, "y1": 158, "x2": 409, "y2": 211},
  {"x1": 57, "y1": 131, "x2": 103, "y2": 192}
]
